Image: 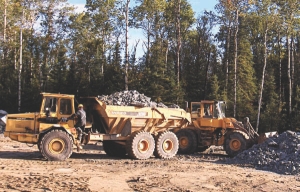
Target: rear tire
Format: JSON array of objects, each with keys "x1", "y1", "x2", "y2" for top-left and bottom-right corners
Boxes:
[
  {"x1": 175, "y1": 129, "x2": 197, "y2": 154},
  {"x1": 39, "y1": 130, "x2": 73, "y2": 161},
  {"x1": 225, "y1": 131, "x2": 247, "y2": 157},
  {"x1": 154, "y1": 131, "x2": 178, "y2": 159},
  {"x1": 126, "y1": 131, "x2": 155, "y2": 160},
  {"x1": 103, "y1": 141, "x2": 127, "y2": 157}
]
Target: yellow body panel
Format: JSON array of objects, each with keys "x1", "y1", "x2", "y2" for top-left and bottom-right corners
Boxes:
[
  {"x1": 82, "y1": 97, "x2": 191, "y2": 136},
  {"x1": 4, "y1": 132, "x2": 38, "y2": 143},
  {"x1": 6, "y1": 113, "x2": 38, "y2": 133}
]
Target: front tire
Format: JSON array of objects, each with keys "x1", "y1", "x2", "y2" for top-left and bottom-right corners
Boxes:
[
  {"x1": 126, "y1": 131, "x2": 155, "y2": 160},
  {"x1": 175, "y1": 129, "x2": 197, "y2": 154},
  {"x1": 39, "y1": 130, "x2": 73, "y2": 161},
  {"x1": 154, "y1": 131, "x2": 179, "y2": 159},
  {"x1": 225, "y1": 131, "x2": 247, "y2": 157}
]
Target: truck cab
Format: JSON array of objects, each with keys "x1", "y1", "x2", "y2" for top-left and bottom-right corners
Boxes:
[
  {"x1": 4, "y1": 93, "x2": 77, "y2": 144},
  {"x1": 40, "y1": 93, "x2": 75, "y2": 128}
]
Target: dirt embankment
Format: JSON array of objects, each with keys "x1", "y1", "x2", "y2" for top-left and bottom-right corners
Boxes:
[{"x1": 0, "y1": 135, "x2": 300, "y2": 192}]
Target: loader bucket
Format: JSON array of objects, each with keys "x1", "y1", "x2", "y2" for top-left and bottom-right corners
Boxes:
[{"x1": 257, "y1": 131, "x2": 278, "y2": 144}]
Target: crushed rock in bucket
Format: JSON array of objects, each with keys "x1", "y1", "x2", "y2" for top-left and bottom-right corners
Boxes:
[
  {"x1": 226, "y1": 130, "x2": 300, "y2": 175},
  {"x1": 97, "y1": 90, "x2": 180, "y2": 108}
]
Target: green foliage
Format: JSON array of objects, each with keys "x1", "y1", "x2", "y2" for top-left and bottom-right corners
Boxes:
[
  {"x1": 259, "y1": 67, "x2": 281, "y2": 133},
  {"x1": 235, "y1": 17, "x2": 257, "y2": 120}
]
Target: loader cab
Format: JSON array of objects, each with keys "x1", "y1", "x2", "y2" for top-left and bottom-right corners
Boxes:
[
  {"x1": 190, "y1": 100, "x2": 227, "y2": 127},
  {"x1": 191, "y1": 101, "x2": 225, "y2": 119}
]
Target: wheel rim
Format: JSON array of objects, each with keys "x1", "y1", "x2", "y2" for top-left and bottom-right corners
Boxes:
[
  {"x1": 49, "y1": 139, "x2": 65, "y2": 154},
  {"x1": 162, "y1": 139, "x2": 173, "y2": 153},
  {"x1": 230, "y1": 139, "x2": 241, "y2": 151},
  {"x1": 179, "y1": 137, "x2": 188, "y2": 148},
  {"x1": 138, "y1": 139, "x2": 149, "y2": 153}
]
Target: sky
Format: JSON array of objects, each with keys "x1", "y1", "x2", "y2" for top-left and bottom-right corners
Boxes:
[
  {"x1": 67, "y1": 0, "x2": 218, "y2": 58},
  {"x1": 68, "y1": 0, "x2": 218, "y2": 15}
]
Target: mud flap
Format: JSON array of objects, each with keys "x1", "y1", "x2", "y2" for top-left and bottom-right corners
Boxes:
[{"x1": 121, "y1": 120, "x2": 131, "y2": 137}]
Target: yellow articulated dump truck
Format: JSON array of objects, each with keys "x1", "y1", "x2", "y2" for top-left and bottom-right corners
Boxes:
[
  {"x1": 4, "y1": 93, "x2": 190, "y2": 161},
  {"x1": 174, "y1": 100, "x2": 276, "y2": 157}
]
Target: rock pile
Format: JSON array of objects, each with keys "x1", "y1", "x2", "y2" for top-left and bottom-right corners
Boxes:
[
  {"x1": 226, "y1": 131, "x2": 300, "y2": 175},
  {"x1": 97, "y1": 90, "x2": 179, "y2": 108}
]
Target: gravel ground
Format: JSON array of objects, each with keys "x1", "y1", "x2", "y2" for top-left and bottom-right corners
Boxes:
[{"x1": 1, "y1": 134, "x2": 300, "y2": 192}]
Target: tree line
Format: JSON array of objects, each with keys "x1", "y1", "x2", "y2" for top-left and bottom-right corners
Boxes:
[{"x1": 0, "y1": 0, "x2": 300, "y2": 133}]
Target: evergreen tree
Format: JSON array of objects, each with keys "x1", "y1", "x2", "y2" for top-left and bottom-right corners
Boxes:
[
  {"x1": 259, "y1": 67, "x2": 281, "y2": 133},
  {"x1": 234, "y1": 16, "x2": 257, "y2": 121}
]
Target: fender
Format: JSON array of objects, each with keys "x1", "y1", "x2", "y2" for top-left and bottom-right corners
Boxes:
[{"x1": 38, "y1": 126, "x2": 75, "y2": 141}]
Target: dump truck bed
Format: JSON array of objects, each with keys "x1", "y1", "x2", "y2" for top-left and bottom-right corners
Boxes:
[{"x1": 82, "y1": 97, "x2": 191, "y2": 136}]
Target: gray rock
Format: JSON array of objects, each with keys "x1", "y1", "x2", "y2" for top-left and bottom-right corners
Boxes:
[
  {"x1": 226, "y1": 130, "x2": 300, "y2": 175},
  {"x1": 97, "y1": 90, "x2": 179, "y2": 109}
]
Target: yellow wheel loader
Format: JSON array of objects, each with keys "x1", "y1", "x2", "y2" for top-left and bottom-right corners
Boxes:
[{"x1": 174, "y1": 100, "x2": 276, "y2": 157}]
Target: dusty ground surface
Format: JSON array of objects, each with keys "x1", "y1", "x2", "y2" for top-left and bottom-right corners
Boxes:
[{"x1": 0, "y1": 134, "x2": 300, "y2": 192}]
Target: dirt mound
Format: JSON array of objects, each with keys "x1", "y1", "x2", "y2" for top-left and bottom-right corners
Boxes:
[{"x1": 226, "y1": 130, "x2": 300, "y2": 175}]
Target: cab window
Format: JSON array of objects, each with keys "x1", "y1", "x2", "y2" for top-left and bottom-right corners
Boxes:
[
  {"x1": 204, "y1": 104, "x2": 212, "y2": 117},
  {"x1": 44, "y1": 97, "x2": 57, "y2": 113},
  {"x1": 191, "y1": 103, "x2": 200, "y2": 113},
  {"x1": 60, "y1": 99, "x2": 72, "y2": 115}
]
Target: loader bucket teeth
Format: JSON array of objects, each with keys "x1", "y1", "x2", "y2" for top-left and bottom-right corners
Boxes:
[{"x1": 257, "y1": 132, "x2": 278, "y2": 144}]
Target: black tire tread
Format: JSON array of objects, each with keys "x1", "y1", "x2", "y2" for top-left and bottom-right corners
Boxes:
[
  {"x1": 176, "y1": 129, "x2": 197, "y2": 154},
  {"x1": 39, "y1": 129, "x2": 73, "y2": 161},
  {"x1": 225, "y1": 131, "x2": 248, "y2": 157},
  {"x1": 126, "y1": 131, "x2": 155, "y2": 160},
  {"x1": 154, "y1": 131, "x2": 179, "y2": 159}
]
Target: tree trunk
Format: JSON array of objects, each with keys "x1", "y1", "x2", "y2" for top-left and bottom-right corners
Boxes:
[
  {"x1": 225, "y1": 25, "x2": 231, "y2": 92},
  {"x1": 102, "y1": 43, "x2": 104, "y2": 75},
  {"x1": 165, "y1": 40, "x2": 169, "y2": 76},
  {"x1": 256, "y1": 27, "x2": 268, "y2": 132},
  {"x1": 204, "y1": 49, "x2": 211, "y2": 99},
  {"x1": 176, "y1": 0, "x2": 181, "y2": 88},
  {"x1": 233, "y1": 9, "x2": 239, "y2": 118},
  {"x1": 14, "y1": 32, "x2": 17, "y2": 70},
  {"x1": 278, "y1": 32, "x2": 282, "y2": 110},
  {"x1": 287, "y1": 35, "x2": 292, "y2": 115},
  {"x1": 18, "y1": 10, "x2": 24, "y2": 112},
  {"x1": 3, "y1": 0, "x2": 7, "y2": 60},
  {"x1": 291, "y1": 36, "x2": 294, "y2": 89},
  {"x1": 124, "y1": 0, "x2": 130, "y2": 91},
  {"x1": 146, "y1": 23, "x2": 150, "y2": 67}
]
